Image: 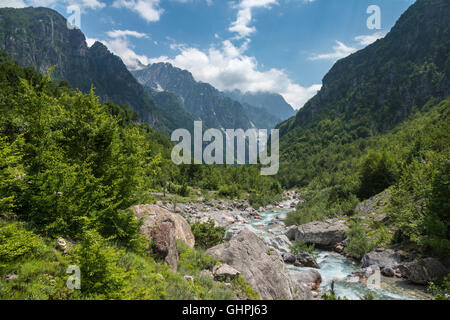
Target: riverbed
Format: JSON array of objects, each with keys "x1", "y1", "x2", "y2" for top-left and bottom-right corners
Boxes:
[{"x1": 246, "y1": 208, "x2": 431, "y2": 300}]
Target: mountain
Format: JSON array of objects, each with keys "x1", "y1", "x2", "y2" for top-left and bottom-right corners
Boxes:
[
  {"x1": 225, "y1": 90, "x2": 296, "y2": 121},
  {"x1": 132, "y1": 63, "x2": 254, "y2": 130},
  {"x1": 277, "y1": 0, "x2": 450, "y2": 187},
  {"x1": 0, "y1": 7, "x2": 193, "y2": 135}
]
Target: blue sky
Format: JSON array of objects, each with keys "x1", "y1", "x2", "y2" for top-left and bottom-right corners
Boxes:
[{"x1": 2, "y1": 0, "x2": 415, "y2": 108}]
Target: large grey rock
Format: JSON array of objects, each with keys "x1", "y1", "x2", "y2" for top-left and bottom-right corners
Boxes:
[
  {"x1": 294, "y1": 219, "x2": 348, "y2": 247},
  {"x1": 285, "y1": 226, "x2": 298, "y2": 241},
  {"x1": 132, "y1": 204, "x2": 195, "y2": 248},
  {"x1": 150, "y1": 221, "x2": 178, "y2": 272},
  {"x1": 225, "y1": 223, "x2": 258, "y2": 240},
  {"x1": 398, "y1": 258, "x2": 448, "y2": 285},
  {"x1": 263, "y1": 235, "x2": 292, "y2": 254},
  {"x1": 294, "y1": 252, "x2": 320, "y2": 269},
  {"x1": 361, "y1": 249, "x2": 402, "y2": 269},
  {"x1": 206, "y1": 230, "x2": 312, "y2": 300},
  {"x1": 289, "y1": 269, "x2": 322, "y2": 291}
]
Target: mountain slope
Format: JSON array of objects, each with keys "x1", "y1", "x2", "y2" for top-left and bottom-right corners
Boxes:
[
  {"x1": 225, "y1": 90, "x2": 296, "y2": 121},
  {"x1": 277, "y1": 0, "x2": 450, "y2": 187},
  {"x1": 132, "y1": 63, "x2": 254, "y2": 130},
  {"x1": 0, "y1": 7, "x2": 193, "y2": 135}
]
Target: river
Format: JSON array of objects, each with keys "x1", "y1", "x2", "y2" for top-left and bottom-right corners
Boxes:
[{"x1": 246, "y1": 208, "x2": 431, "y2": 300}]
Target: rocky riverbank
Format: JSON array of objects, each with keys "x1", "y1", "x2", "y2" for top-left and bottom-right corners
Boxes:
[{"x1": 147, "y1": 190, "x2": 446, "y2": 300}]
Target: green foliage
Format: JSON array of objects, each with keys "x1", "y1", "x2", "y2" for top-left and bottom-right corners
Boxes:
[
  {"x1": 177, "y1": 241, "x2": 218, "y2": 275},
  {"x1": 218, "y1": 184, "x2": 239, "y2": 199},
  {"x1": 428, "y1": 274, "x2": 450, "y2": 300},
  {"x1": 286, "y1": 188, "x2": 359, "y2": 226},
  {"x1": 344, "y1": 221, "x2": 375, "y2": 260},
  {"x1": 357, "y1": 150, "x2": 399, "y2": 199},
  {"x1": 290, "y1": 241, "x2": 315, "y2": 255},
  {"x1": 361, "y1": 292, "x2": 375, "y2": 300},
  {"x1": 190, "y1": 220, "x2": 225, "y2": 250},
  {"x1": 0, "y1": 136, "x2": 23, "y2": 217},
  {"x1": 72, "y1": 230, "x2": 128, "y2": 299},
  {"x1": 0, "y1": 222, "x2": 45, "y2": 264}
]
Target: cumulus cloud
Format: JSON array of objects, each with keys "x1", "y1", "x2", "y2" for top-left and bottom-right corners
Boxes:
[
  {"x1": 229, "y1": 0, "x2": 278, "y2": 39},
  {"x1": 354, "y1": 31, "x2": 386, "y2": 46},
  {"x1": 150, "y1": 40, "x2": 321, "y2": 109},
  {"x1": 112, "y1": 0, "x2": 163, "y2": 22},
  {"x1": 93, "y1": 29, "x2": 151, "y2": 70},
  {"x1": 308, "y1": 41, "x2": 356, "y2": 61}
]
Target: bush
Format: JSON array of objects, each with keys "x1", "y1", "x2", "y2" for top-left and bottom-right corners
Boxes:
[
  {"x1": 0, "y1": 223, "x2": 45, "y2": 263},
  {"x1": 218, "y1": 184, "x2": 239, "y2": 199},
  {"x1": 358, "y1": 150, "x2": 399, "y2": 199},
  {"x1": 177, "y1": 241, "x2": 217, "y2": 275},
  {"x1": 72, "y1": 230, "x2": 128, "y2": 299},
  {"x1": 344, "y1": 221, "x2": 375, "y2": 260},
  {"x1": 290, "y1": 241, "x2": 315, "y2": 255},
  {"x1": 190, "y1": 220, "x2": 225, "y2": 250}
]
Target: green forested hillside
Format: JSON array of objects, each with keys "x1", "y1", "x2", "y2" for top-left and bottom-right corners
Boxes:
[
  {"x1": 278, "y1": 0, "x2": 450, "y2": 187},
  {"x1": 279, "y1": 0, "x2": 450, "y2": 258},
  {"x1": 0, "y1": 52, "x2": 278, "y2": 299}
]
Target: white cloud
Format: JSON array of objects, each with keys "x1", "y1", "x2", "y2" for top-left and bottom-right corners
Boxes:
[
  {"x1": 229, "y1": 0, "x2": 278, "y2": 39},
  {"x1": 93, "y1": 29, "x2": 152, "y2": 70},
  {"x1": 112, "y1": 0, "x2": 163, "y2": 22},
  {"x1": 354, "y1": 31, "x2": 386, "y2": 46},
  {"x1": 150, "y1": 40, "x2": 321, "y2": 109},
  {"x1": 0, "y1": 0, "x2": 26, "y2": 8},
  {"x1": 106, "y1": 29, "x2": 149, "y2": 39},
  {"x1": 308, "y1": 41, "x2": 356, "y2": 61}
]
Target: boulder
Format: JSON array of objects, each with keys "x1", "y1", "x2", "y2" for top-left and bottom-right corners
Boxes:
[
  {"x1": 225, "y1": 223, "x2": 258, "y2": 240},
  {"x1": 398, "y1": 258, "x2": 448, "y2": 285},
  {"x1": 294, "y1": 252, "x2": 320, "y2": 269},
  {"x1": 361, "y1": 249, "x2": 402, "y2": 269},
  {"x1": 263, "y1": 235, "x2": 292, "y2": 254},
  {"x1": 294, "y1": 219, "x2": 348, "y2": 247},
  {"x1": 284, "y1": 226, "x2": 298, "y2": 241},
  {"x1": 132, "y1": 204, "x2": 195, "y2": 248},
  {"x1": 151, "y1": 221, "x2": 178, "y2": 272},
  {"x1": 206, "y1": 230, "x2": 312, "y2": 300},
  {"x1": 381, "y1": 266, "x2": 395, "y2": 277},
  {"x1": 213, "y1": 264, "x2": 240, "y2": 280},
  {"x1": 289, "y1": 269, "x2": 322, "y2": 291},
  {"x1": 282, "y1": 253, "x2": 296, "y2": 264}
]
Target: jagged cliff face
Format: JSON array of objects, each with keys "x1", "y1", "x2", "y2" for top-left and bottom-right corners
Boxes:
[
  {"x1": 0, "y1": 7, "x2": 88, "y2": 77},
  {"x1": 0, "y1": 7, "x2": 193, "y2": 134},
  {"x1": 132, "y1": 63, "x2": 254, "y2": 130},
  {"x1": 280, "y1": 0, "x2": 450, "y2": 137}
]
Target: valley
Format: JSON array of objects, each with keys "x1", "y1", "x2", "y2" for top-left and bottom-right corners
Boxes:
[{"x1": 0, "y1": 0, "x2": 448, "y2": 302}]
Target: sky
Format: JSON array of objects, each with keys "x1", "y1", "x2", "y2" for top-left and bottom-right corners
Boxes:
[{"x1": 1, "y1": 0, "x2": 415, "y2": 109}]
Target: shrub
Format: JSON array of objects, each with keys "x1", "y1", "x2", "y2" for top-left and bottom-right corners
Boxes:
[
  {"x1": 72, "y1": 230, "x2": 128, "y2": 299},
  {"x1": 357, "y1": 150, "x2": 399, "y2": 199},
  {"x1": 177, "y1": 241, "x2": 217, "y2": 275},
  {"x1": 218, "y1": 184, "x2": 239, "y2": 199},
  {"x1": 190, "y1": 220, "x2": 225, "y2": 250},
  {"x1": 0, "y1": 223, "x2": 45, "y2": 263},
  {"x1": 344, "y1": 221, "x2": 375, "y2": 260},
  {"x1": 290, "y1": 241, "x2": 315, "y2": 255}
]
